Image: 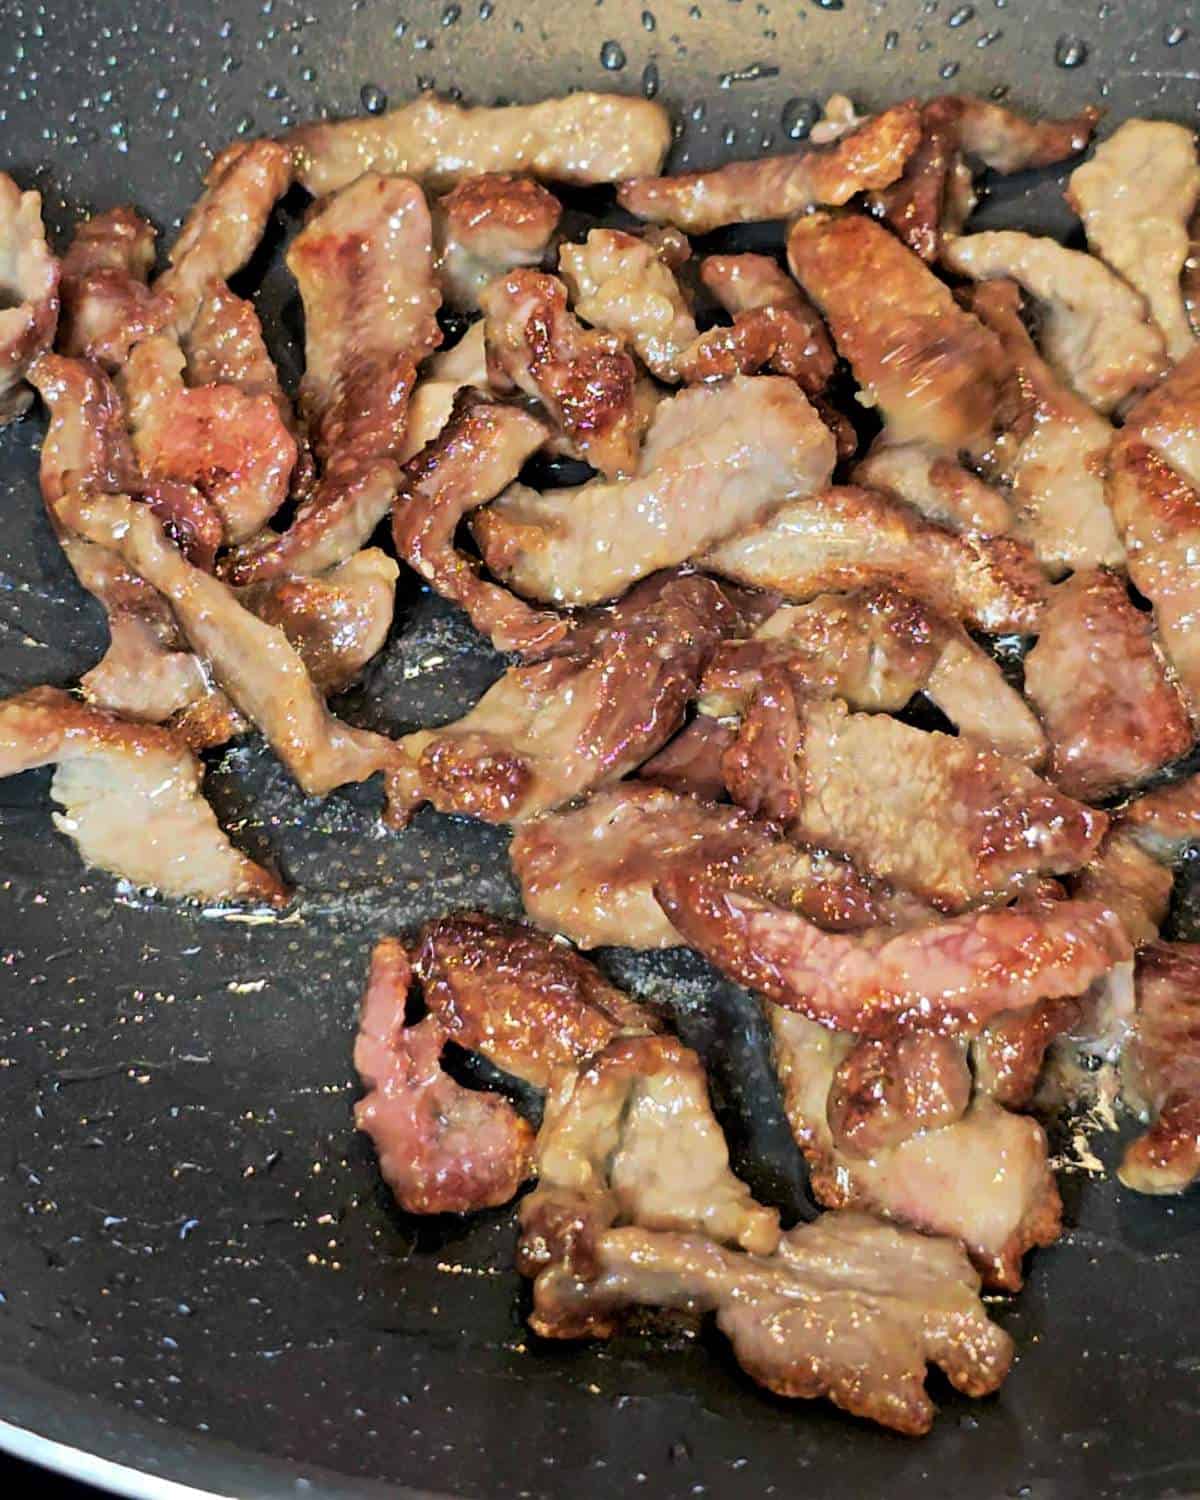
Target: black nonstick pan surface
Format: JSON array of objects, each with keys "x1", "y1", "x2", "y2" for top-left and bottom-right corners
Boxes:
[{"x1": 1, "y1": 1, "x2": 1199, "y2": 1496}]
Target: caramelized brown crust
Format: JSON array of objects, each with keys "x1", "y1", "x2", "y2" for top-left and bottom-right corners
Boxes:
[
  {"x1": 510, "y1": 782, "x2": 919, "y2": 952},
  {"x1": 481, "y1": 269, "x2": 644, "y2": 479},
  {"x1": 353, "y1": 938, "x2": 535, "y2": 1215},
  {"x1": 769, "y1": 1007, "x2": 1062, "y2": 1290},
  {"x1": 289, "y1": 91, "x2": 673, "y2": 196},
  {"x1": 827, "y1": 1031, "x2": 972, "y2": 1156},
  {"x1": 971, "y1": 996, "x2": 1083, "y2": 1108},
  {"x1": 659, "y1": 861, "x2": 1130, "y2": 1036},
  {"x1": 617, "y1": 103, "x2": 921, "y2": 232},
  {"x1": 414, "y1": 913, "x2": 658, "y2": 1090},
  {"x1": 1024, "y1": 569, "x2": 1192, "y2": 800},
  {"x1": 637, "y1": 715, "x2": 736, "y2": 803},
  {"x1": 874, "y1": 95, "x2": 1097, "y2": 261},
  {"x1": 224, "y1": 173, "x2": 441, "y2": 583},
  {"x1": 392, "y1": 393, "x2": 560, "y2": 656},
  {"x1": 787, "y1": 212, "x2": 1005, "y2": 455},
  {"x1": 435, "y1": 173, "x2": 562, "y2": 310},
  {"x1": 1119, "y1": 942, "x2": 1200, "y2": 1194},
  {"x1": 389, "y1": 572, "x2": 738, "y2": 826},
  {"x1": 237, "y1": 549, "x2": 398, "y2": 695}
]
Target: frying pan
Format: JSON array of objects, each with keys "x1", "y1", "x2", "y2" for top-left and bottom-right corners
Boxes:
[{"x1": 1, "y1": 1, "x2": 1199, "y2": 1496}]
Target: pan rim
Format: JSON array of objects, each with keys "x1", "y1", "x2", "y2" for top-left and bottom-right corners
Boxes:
[{"x1": 0, "y1": 1364, "x2": 457, "y2": 1500}]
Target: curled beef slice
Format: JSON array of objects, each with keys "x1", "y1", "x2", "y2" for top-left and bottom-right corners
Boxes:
[
  {"x1": 518, "y1": 1034, "x2": 780, "y2": 1280},
  {"x1": 659, "y1": 858, "x2": 1130, "y2": 1037},
  {"x1": 26, "y1": 353, "x2": 229, "y2": 727},
  {"x1": 854, "y1": 440, "x2": 1013, "y2": 537},
  {"x1": 559, "y1": 228, "x2": 700, "y2": 383},
  {"x1": 942, "y1": 229, "x2": 1168, "y2": 415},
  {"x1": 237, "y1": 548, "x2": 397, "y2": 695},
  {"x1": 616, "y1": 103, "x2": 921, "y2": 232},
  {"x1": 155, "y1": 139, "x2": 293, "y2": 332},
  {"x1": 1023, "y1": 568, "x2": 1192, "y2": 801},
  {"x1": 224, "y1": 173, "x2": 441, "y2": 583},
  {"x1": 510, "y1": 783, "x2": 919, "y2": 952},
  {"x1": 702, "y1": 484, "x2": 1045, "y2": 634},
  {"x1": 389, "y1": 572, "x2": 737, "y2": 826},
  {"x1": 723, "y1": 696, "x2": 1103, "y2": 910},
  {"x1": 699, "y1": 586, "x2": 1045, "y2": 765},
  {"x1": 0, "y1": 686, "x2": 284, "y2": 906},
  {"x1": 58, "y1": 206, "x2": 165, "y2": 371},
  {"x1": 698, "y1": 252, "x2": 837, "y2": 395},
  {"x1": 768, "y1": 1006, "x2": 1061, "y2": 1290},
  {"x1": 874, "y1": 94, "x2": 1098, "y2": 261},
  {"x1": 473, "y1": 376, "x2": 836, "y2": 607},
  {"x1": 58, "y1": 491, "x2": 398, "y2": 797},
  {"x1": 526, "y1": 1211, "x2": 1012, "y2": 1436},
  {"x1": 435, "y1": 173, "x2": 562, "y2": 311},
  {"x1": 481, "y1": 269, "x2": 644, "y2": 479},
  {"x1": 787, "y1": 212, "x2": 1005, "y2": 455},
  {"x1": 391, "y1": 393, "x2": 559, "y2": 656},
  {"x1": 0, "y1": 171, "x2": 58, "y2": 423},
  {"x1": 120, "y1": 334, "x2": 296, "y2": 544},
  {"x1": 1108, "y1": 353, "x2": 1200, "y2": 715},
  {"x1": 969, "y1": 279, "x2": 1123, "y2": 575},
  {"x1": 415, "y1": 914, "x2": 657, "y2": 1091},
  {"x1": 289, "y1": 91, "x2": 672, "y2": 196},
  {"x1": 353, "y1": 938, "x2": 535, "y2": 1215},
  {"x1": 1118, "y1": 942, "x2": 1200, "y2": 1195},
  {"x1": 1067, "y1": 119, "x2": 1200, "y2": 364}
]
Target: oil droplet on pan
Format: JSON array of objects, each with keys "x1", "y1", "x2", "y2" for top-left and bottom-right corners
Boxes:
[
  {"x1": 600, "y1": 39, "x2": 627, "y2": 70},
  {"x1": 1055, "y1": 34, "x2": 1089, "y2": 68}
]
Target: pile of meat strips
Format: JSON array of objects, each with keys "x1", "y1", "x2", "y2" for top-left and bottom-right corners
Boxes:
[{"x1": 1, "y1": 86, "x2": 1198, "y2": 1435}]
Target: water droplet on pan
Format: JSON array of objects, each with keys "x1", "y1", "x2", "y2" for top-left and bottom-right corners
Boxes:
[
  {"x1": 811, "y1": 0, "x2": 844, "y2": 10},
  {"x1": 360, "y1": 83, "x2": 387, "y2": 113},
  {"x1": 642, "y1": 9, "x2": 657, "y2": 30},
  {"x1": 1164, "y1": 23, "x2": 1188, "y2": 46},
  {"x1": 948, "y1": 4, "x2": 974, "y2": 25},
  {"x1": 781, "y1": 95, "x2": 818, "y2": 140},
  {"x1": 1055, "y1": 34, "x2": 1089, "y2": 68},
  {"x1": 940, "y1": 59, "x2": 960, "y2": 77},
  {"x1": 441, "y1": 3, "x2": 461, "y2": 25},
  {"x1": 642, "y1": 61, "x2": 659, "y2": 97},
  {"x1": 884, "y1": 28, "x2": 899, "y2": 49},
  {"x1": 600, "y1": 39, "x2": 627, "y2": 70}
]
